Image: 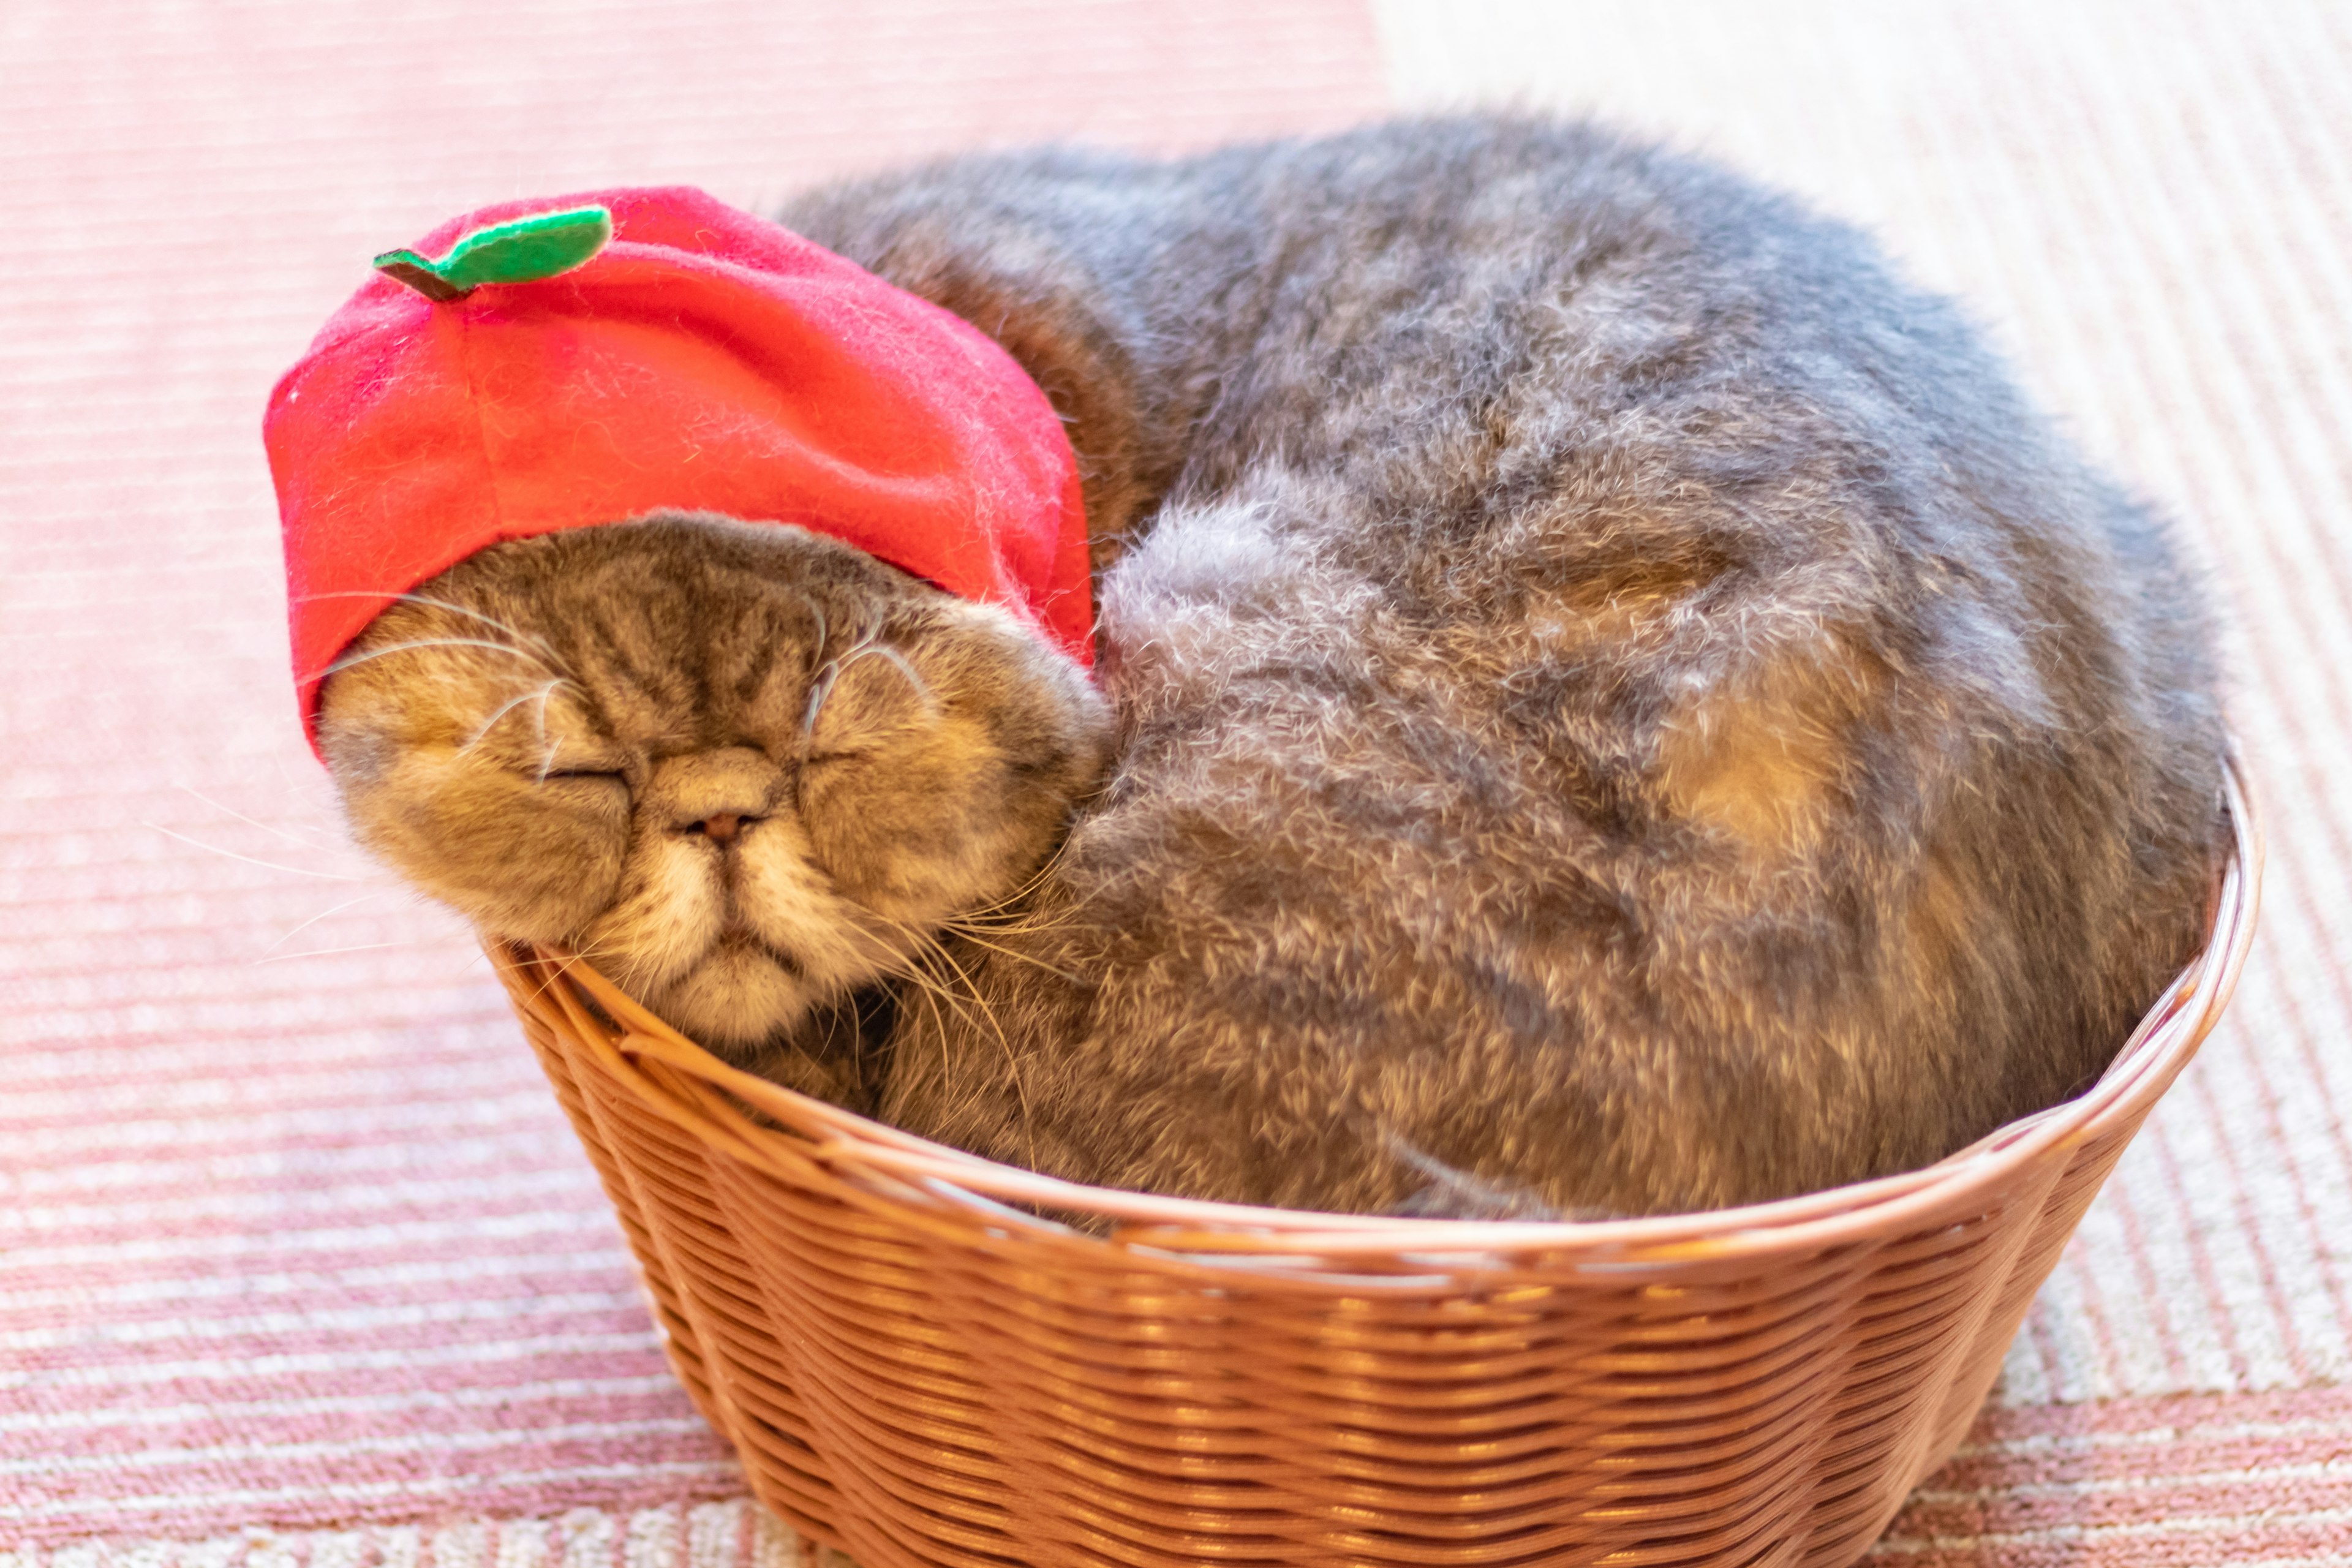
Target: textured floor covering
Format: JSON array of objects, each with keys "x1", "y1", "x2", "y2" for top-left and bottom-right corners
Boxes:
[
  {"x1": 4, "y1": 0, "x2": 2348, "y2": 1563},
  {"x1": 0, "y1": 0, "x2": 1383, "y2": 1555}
]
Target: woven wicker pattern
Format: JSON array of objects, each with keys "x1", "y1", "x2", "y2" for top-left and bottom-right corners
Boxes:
[{"x1": 488, "y1": 767, "x2": 2258, "y2": 1568}]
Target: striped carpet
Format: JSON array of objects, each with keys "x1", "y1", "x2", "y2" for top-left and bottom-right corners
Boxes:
[{"x1": 2, "y1": 1, "x2": 2345, "y2": 1563}]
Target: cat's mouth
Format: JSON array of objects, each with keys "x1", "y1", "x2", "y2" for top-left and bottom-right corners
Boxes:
[
  {"x1": 640, "y1": 924, "x2": 834, "y2": 1049},
  {"x1": 709, "y1": 924, "x2": 805, "y2": 979},
  {"x1": 624, "y1": 899, "x2": 914, "y2": 1050}
]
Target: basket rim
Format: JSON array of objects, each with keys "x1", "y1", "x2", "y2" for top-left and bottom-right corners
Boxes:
[{"x1": 502, "y1": 753, "x2": 2261, "y2": 1264}]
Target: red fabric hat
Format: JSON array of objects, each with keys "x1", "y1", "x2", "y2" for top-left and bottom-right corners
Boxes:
[{"x1": 266, "y1": 186, "x2": 1093, "y2": 749}]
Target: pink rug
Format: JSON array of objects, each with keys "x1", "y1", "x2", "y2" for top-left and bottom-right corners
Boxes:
[
  {"x1": 7, "y1": 1, "x2": 2349, "y2": 1562},
  {"x1": 0, "y1": 0, "x2": 1381, "y2": 1553}
]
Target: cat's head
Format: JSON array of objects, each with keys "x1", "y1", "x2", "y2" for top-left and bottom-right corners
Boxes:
[{"x1": 315, "y1": 511, "x2": 1110, "y2": 1055}]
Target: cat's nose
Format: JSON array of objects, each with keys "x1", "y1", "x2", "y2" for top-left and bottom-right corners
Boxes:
[
  {"x1": 674, "y1": 805, "x2": 769, "y2": 847},
  {"x1": 688, "y1": 812, "x2": 753, "y2": 845},
  {"x1": 649, "y1": 747, "x2": 785, "y2": 846}
]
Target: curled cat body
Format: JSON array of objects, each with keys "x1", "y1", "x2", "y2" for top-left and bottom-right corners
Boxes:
[{"x1": 318, "y1": 117, "x2": 2226, "y2": 1219}]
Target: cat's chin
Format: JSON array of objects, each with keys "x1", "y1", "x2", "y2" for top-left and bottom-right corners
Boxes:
[{"x1": 641, "y1": 939, "x2": 839, "y2": 1052}]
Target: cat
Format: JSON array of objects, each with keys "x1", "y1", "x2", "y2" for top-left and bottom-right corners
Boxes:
[{"x1": 316, "y1": 116, "x2": 2227, "y2": 1218}]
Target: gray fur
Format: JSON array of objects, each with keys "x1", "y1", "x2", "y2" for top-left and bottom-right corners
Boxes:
[
  {"x1": 788, "y1": 117, "x2": 2226, "y2": 1215},
  {"x1": 325, "y1": 116, "x2": 2226, "y2": 1219}
]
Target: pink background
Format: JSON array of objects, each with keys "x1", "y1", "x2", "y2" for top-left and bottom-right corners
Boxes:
[{"x1": 0, "y1": 0, "x2": 1381, "y2": 1543}]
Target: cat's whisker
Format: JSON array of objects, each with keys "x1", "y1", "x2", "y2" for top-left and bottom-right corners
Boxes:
[
  {"x1": 251, "y1": 940, "x2": 410, "y2": 966},
  {"x1": 580, "y1": 938, "x2": 655, "y2": 991},
  {"x1": 801, "y1": 621, "x2": 941, "y2": 742},
  {"x1": 898, "y1": 972, "x2": 1020, "y2": 1145},
  {"x1": 384, "y1": 595, "x2": 577, "y2": 679},
  {"x1": 872, "y1": 914, "x2": 1034, "y2": 1153},
  {"x1": 259, "y1": 888, "x2": 405, "y2": 958},
  {"x1": 173, "y1": 783, "x2": 341, "y2": 850},
  {"x1": 798, "y1": 668, "x2": 838, "y2": 744},
  {"x1": 296, "y1": 590, "x2": 578, "y2": 679},
  {"x1": 952, "y1": 835, "x2": 1097, "y2": 925},
  {"x1": 799, "y1": 619, "x2": 867, "y2": 739},
  {"x1": 875, "y1": 912, "x2": 973, "y2": 1001},
  {"x1": 321, "y1": 638, "x2": 562, "y2": 680},
  {"x1": 932, "y1": 922, "x2": 1088, "y2": 984},
  {"x1": 143, "y1": 823, "x2": 371, "y2": 882},
  {"x1": 864, "y1": 916, "x2": 990, "y2": 1030},
  {"x1": 951, "y1": 884, "x2": 1046, "y2": 926},
  {"x1": 507, "y1": 950, "x2": 597, "y2": 1014},
  {"x1": 461, "y1": 679, "x2": 571, "y2": 754},
  {"x1": 772, "y1": 588, "x2": 827, "y2": 669},
  {"x1": 530, "y1": 683, "x2": 562, "y2": 747},
  {"x1": 944, "y1": 886, "x2": 1100, "y2": 942},
  {"x1": 899, "y1": 971, "x2": 963, "y2": 1121},
  {"x1": 832, "y1": 643, "x2": 941, "y2": 720},
  {"x1": 878, "y1": 957, "x2": 1001, "y2": 1111},
  {"x1": 944, "y1": 900, "x2": 1093, "y2": 940},
  {"x1": 897, "y1": 967, "x2": 976, "y2": 1030}
]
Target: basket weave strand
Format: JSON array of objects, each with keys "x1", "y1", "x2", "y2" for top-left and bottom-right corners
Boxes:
[{"x1": 491, "y1": 761, "x2": 2259, "y2": 1568}]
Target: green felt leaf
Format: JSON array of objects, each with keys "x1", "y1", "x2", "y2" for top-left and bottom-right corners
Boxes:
[{"x1": 372, "y1": 206, "x2": 613, "y2": 300}]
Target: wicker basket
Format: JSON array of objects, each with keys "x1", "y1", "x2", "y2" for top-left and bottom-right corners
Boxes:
[{"x1": 489, "y1": 761, "x2": 2259, "y2": 1568}]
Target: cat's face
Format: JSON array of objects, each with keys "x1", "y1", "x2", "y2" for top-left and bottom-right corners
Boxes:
[{"x1": 315, "y1": 512, "x2": 1110, "y2": 1055}]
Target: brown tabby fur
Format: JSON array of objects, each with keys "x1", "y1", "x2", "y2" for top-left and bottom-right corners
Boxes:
[
  {"x1": 318, "y1": 117, "x2": 2226, "y2": 1218},
  {"x1": 322, "y1": 521, "x2": 1110, "y2": 1103}
]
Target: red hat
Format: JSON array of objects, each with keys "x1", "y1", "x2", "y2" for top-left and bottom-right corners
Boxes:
[{"x1": 266, "y1": 187, "x2": 1093, "y2": 750}]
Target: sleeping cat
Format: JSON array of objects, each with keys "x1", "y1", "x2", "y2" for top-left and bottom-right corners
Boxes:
[{"x1": 317, "y1": 117, "x2": 2226, "y2": 1218}]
